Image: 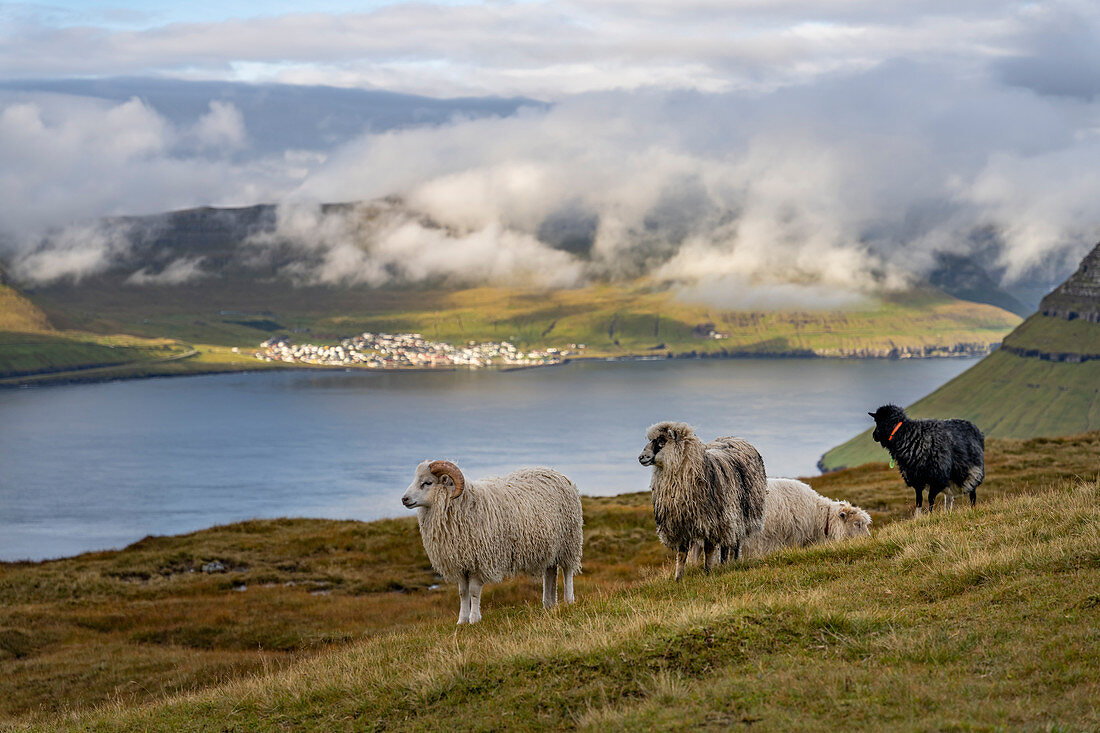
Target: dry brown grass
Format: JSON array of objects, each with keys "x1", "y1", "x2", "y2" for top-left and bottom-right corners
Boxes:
[{"x1": 1, "y1": 432, "x2": 1096, "y2": 728}]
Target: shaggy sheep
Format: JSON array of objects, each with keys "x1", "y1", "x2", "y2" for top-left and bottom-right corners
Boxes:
[
  {"x1": 868, "y1": 404, "x2": 985, "y2": 515},
  {"x1": 740, "y1": 478, "x2": 871, "y2": 558},
  {"x1": 401, "y1": 460, "x2": 583, "y2": 624},
  {"x1": 638, "y1": 422, "x2": 767, "y2": 580}
]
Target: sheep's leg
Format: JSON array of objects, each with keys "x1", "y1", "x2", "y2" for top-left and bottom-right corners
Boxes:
[
  {"x1": 968, "y1": 490, "x2": 977, "y2": 507},
  {"x1": 457, "y1": 575, "x2": 471, "y2": 625},
  {"x1": 467, "y1": 575, "x2": 484, "y2": 624},
  {"x1": 927, "y1": 485, "x2": 943, "y2": 513},
  {"x1": 914, "y1": 486, "x2": 924, "y2": 516},
  {"x1": 719, "y1": 545, "x2": 732, "y2": 564},
  {"x1": 687, "y1": 540, "x2": 703, "y2": 566},
  {"x1": 674, "y1": 547, "x2": 688, "y2": 581},
  {"x1": 543, "y1": 566, "x2": 558, "y2": 609},
  {"x1": 703, "y1": 540, "x2": 718, "y2": 574},
  {"x1": 944, "y1": 492, "x2": 955, "y2": 512},
  {"x1": 732, "y1": 540, "x2": 741, "y2": 562},
  {"x1": 563, "y1": 568, "x2": 575, "y2": 604}
]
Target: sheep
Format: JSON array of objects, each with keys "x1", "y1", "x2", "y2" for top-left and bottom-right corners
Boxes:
[
  {"x1": 868, "y1": 404, "x2": 985, "y2": 515},
  {"x1": 401, "y1": 460, "x2": 583, "y2": 624},
  {"x1": 638, "y1": 421, "x2": 767, "y2": 580},
  {"x1": 740, "y1": 478, "x2": 871, "y2": 558}
]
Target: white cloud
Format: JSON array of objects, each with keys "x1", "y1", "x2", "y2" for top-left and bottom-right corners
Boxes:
[
  {"x1": 247, "y1": 202, "x2": 585, "y2": 289},
  {"x1": 0, "y1": 1, "x2": 1049, "y2": 99},
  {"x1": 126, "y1": 256, "x2": 208, "y2": 285},
  {"x1": 0, "y1": 92, "x2": 296, "y2": 239},
  {"x1": 2, "y1": 1, "x2": 1100, "y2": 304},
  {"x1": 11, "y1": 221, "x2": 134, "y2": 284},
  {"x1": 191, "y1": 100, "x2": 246, "y2": 150}
]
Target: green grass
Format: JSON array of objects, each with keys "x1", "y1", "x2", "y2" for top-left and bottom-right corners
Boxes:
[
  {"x1": 3, "y1": 432, "x2": 1097, "y2": 730},
  {"x1": 4, "y1": 280, "x2": 1021, "y2": 386},
  {"x1": 0, "y1": 335, "x2": 288, "y2": 384},
  {"x1": 0, "y1": 331, "x2": 191, "y2": 378},
  {"x1": 1001, "y1": 313, "x2": 1100, "y2": 358},
  {"x1": 0, "y1": 281, "x2": 50, "y2": 332},
  {"x1": 821, "y1": 312, "x2": 1100, "y2": 470},
  {"x1": 26, "y1": 280, "x2": 1019, "y2": 358}
]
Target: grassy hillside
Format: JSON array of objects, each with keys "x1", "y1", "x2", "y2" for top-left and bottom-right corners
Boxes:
[
  {"x1": 0, "y1": 331, "x2": 192, "y2": 378},
  {"x1": 1000, "y1": 312, "x2": 1100, "y2": 358},
  {"x1": 3, "y1": 279, "x2": 1021, "y2": 385},
  {"x1": 821, "y1": 313, "x2": 1100, "y2": 471},
  {"x1": 0, "y1": 279, "x2": 50, "y2": 333},
  {"x1": 0, "y1": 273, "x2": 279, "y2": 382},
  {"x1": 3, "y1": 432, "x2": 1097, "y2": 729},
  {"x1": 0, "y1": 339, "x2": 285, "y2": 386},
  {"x1": 28, "y1": 281, "x2": 1019, "y2": 355}
]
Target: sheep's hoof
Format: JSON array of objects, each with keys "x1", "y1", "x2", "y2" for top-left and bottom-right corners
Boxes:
[{"x1": 456, "y1": 618, "x2": 468, "y2": 625}]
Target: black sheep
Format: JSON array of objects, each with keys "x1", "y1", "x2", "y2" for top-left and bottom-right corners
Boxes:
[{"x1": 868, "y1": 404, "x2": 985, "y2": 514}]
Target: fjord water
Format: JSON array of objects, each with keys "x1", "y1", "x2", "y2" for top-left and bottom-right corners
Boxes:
[{"x1": 0, "y1": 358, "x2": 978, "y2": 561}]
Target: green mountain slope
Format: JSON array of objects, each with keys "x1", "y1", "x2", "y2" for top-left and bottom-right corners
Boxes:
[
  {"x1": 821, "y1": 242, "x2": 1100, "y2": 471},
  {"x1": 0, "y1": 269, "x2": 50, "y2": 333}
]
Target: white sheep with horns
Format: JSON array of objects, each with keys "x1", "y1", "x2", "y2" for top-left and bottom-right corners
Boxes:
[
  {"x1": 638, "y1": 421, "x2": 768, "y2": 580},
  {"x1": 401, "y1": 460, "x2": 583, "y2": 625},
  {"x1": 740, "y1": 478, "x2": 872, "y2": 558}
]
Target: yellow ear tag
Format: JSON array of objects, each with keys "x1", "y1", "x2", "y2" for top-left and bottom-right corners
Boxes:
[{"x1": 889, "y1": 458, "x2": 895, "y2": 469}]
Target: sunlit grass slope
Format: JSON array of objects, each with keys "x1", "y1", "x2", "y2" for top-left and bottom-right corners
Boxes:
[
  {"x1": 26, "y1": 280, "x2": 1019, "y2": 364},
  {"x1": 5, "y1": 280, "x2": 1020, "y2": 385},
  {"x1": 0, "y1": 278, "x2": 50, "y2": 333},
  {"x1": 3, "y1": 432, "x2": 1096, "y2": 730},
  {"x1": 0, "y1": 331, "x2": 191, "y2": 378},
  {"x1": 1, "y1": 275, "x2": 275, "y2": 381}
]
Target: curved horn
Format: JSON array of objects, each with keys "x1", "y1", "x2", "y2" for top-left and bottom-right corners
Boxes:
[{"x1": 428, "y1": 460, "x2": 466, "y2": 499}]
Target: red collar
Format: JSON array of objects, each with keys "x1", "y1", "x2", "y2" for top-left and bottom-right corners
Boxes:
[{"x1": 888, "y1": 421, "x2": 903, "y2": 441}]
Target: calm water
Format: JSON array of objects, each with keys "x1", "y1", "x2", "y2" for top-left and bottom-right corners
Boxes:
[{"x1": 0, "y1": 357, "x2": 978, "y2": 561}]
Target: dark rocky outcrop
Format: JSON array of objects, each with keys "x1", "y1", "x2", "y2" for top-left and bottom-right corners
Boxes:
[{"x1": 1040, "y1": 241, "x2": 1100, "y2": 323}]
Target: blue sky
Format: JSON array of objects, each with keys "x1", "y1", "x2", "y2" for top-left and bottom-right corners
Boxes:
[{"x1": 8, "y1": 1, "x2": 483, "y2": 28}]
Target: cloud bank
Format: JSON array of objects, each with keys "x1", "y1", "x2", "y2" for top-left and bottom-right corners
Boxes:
[
  {"x1": 3, "y1": 1, "x2": 1100, "y2": 306},
  {"x1": 255, "y1": 61, "x2": 1100, "y2": 299}
]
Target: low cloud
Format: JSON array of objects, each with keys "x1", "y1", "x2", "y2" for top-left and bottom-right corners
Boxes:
[
  {"x1": 190, "y1": 101, "x2": 246, "y2": 151},
  {"x1": 4, "y1": 20, "x2": 1100, "y2": 308},
  {"x1": 272, "y1": 64, "x2": 1100, "y2": 301},
  {"x1": 0, "y1": 92, "x2": 297, "y2": 243},
  {"x1": 126, "y1": 256, "x2": 208, "y2": 285},
  {"x1": 12, "y1": 221, "x2": 135, "y2": 284},
  {"x1": 246, "y1": 202, "x2": 585, "y2": 289}
]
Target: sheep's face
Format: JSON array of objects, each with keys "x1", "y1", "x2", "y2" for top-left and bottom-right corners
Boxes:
[
  {"x1": 639, "y1": 421, "x2": 693, "y2": 467},
  {"x1": 869, "y1": 404, "x2": 906, "y2": 446},
  {"x1": 402, "y1": 460, "x2": 461, "y2": 509},
  {"x1": 836, "y1": 503, "x2": 872, "y2": 538}
]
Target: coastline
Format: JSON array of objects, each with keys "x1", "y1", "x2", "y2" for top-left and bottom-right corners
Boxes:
[{"x1": 0, "y1": 343, "x2": 995, "y2": 389}]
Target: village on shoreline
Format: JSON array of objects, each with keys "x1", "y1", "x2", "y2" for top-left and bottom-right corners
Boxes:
[
  {"x1": 252, "y1": 332, "x2": 585, "y2": 369},
  {"x1": 249, "y1": 331, "x2": 997, "y2": 372}
]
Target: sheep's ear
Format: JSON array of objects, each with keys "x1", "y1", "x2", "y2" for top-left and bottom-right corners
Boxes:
[{"x1": 867, "y1": 412, "x2": 876, "y2": 418}]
